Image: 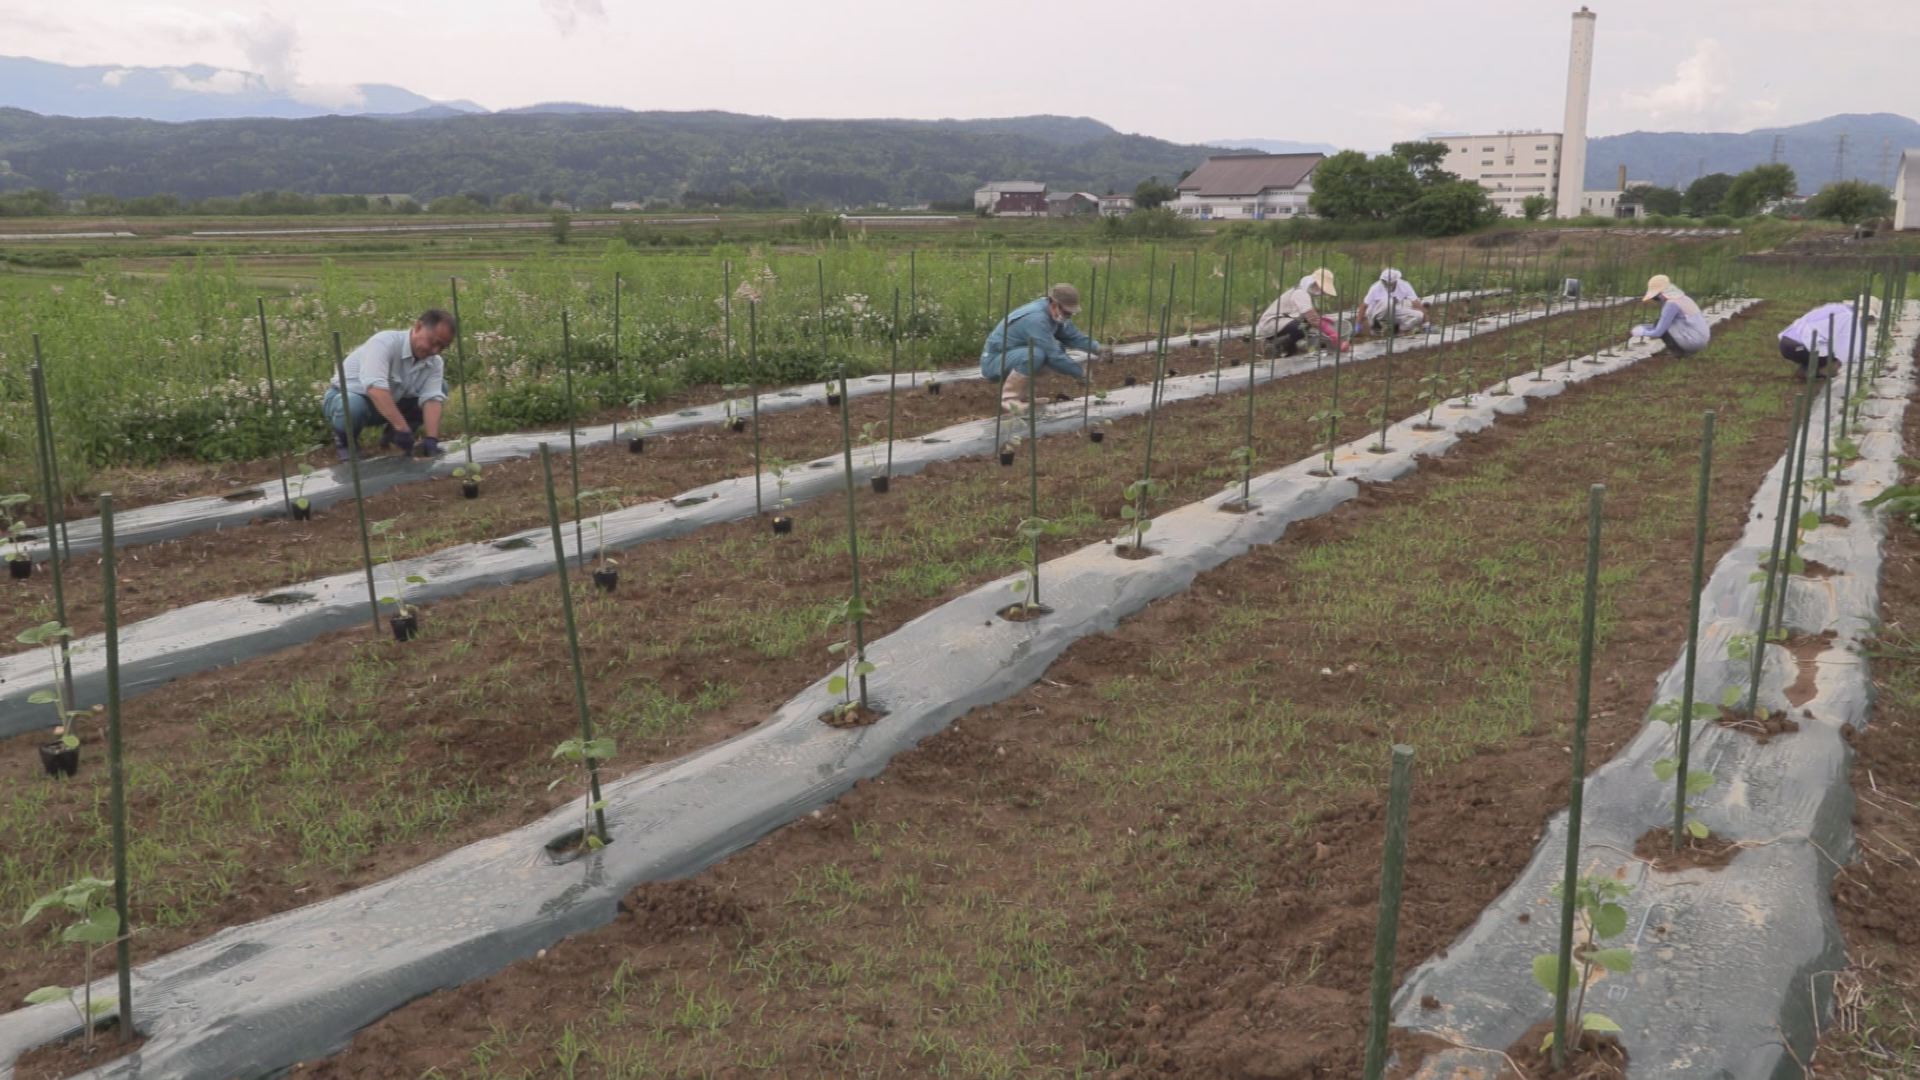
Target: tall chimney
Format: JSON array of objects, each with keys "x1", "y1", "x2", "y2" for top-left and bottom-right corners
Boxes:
[
  {"x1": 1556, "y1": 6, "x2": 1597, "y2": 219},
  {"x1": 1618, "y1": 164, "x2": 1627, "y2": 191}
]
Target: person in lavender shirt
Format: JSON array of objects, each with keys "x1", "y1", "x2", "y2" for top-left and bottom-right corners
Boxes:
[{"x1": 1630, "y1": 275, "x2": 1711, "y2": 356}]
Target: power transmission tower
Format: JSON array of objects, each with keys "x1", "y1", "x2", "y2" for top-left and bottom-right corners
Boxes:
[
  {"x1": 1835, "y1": 133, "x2": 1849, "y2": 183},
  {"x1": 1770, "y1": 135, "x2": 1784, "y2": 164},
  {"x1": 1880, "y1": 138, "x2": 1896, "y2": 187}
]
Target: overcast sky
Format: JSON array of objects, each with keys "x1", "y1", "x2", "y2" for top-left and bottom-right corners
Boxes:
[{"x1": 3, "y1": 0, "x2": 1912, "y2": 145}]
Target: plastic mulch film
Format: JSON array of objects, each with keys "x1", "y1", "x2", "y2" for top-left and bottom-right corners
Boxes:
[
  {"x1": 0, "y1": 293, "x2": 1540, "y2": 737},
  {"x1": 0, "y1": 299, "x2": 1749, "y2": 1079},
  {"x1": 1390, "y1": 304, "x2": 1919, "y2": 1078}
]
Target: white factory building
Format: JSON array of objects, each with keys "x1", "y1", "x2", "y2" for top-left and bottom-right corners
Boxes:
[
  {"x1": 1897, "y1": 149, "x2": 1920, "y2": 231},
  {"x1": 1436, "y1": 133, "x2": 1564, "y2": 217}
]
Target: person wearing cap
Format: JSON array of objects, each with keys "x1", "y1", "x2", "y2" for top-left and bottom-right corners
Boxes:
[
  {"x1": 1255, "y1": 269, "x2": 1345, "y2": 358},
  {"x1": 1630, "y1": 274, "x2": 1712, "y2": 356},
  {"x1": 979, "y1": 283, "x2": 1102, "y2": 415},
  {"x1": 1778, "y1": 296, "x2": 1880, "y2": 377},
  {"x1": 1354, "y1": 268, "x2": 1429, "y2": 338}
]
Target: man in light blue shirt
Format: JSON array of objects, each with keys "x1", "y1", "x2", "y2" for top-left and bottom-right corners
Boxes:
[
  {"x1": 322, "y1": 310, "x2": 456, "y2": 459},
  {"x1": 980, "y1": 283, "x2": 1102, "y2": 415}
]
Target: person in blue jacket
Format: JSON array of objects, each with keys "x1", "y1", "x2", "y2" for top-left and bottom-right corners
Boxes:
[
  {"x1": 1629, "y1": 274, "x2": 1711, "y2": 356},
  {"x1": 980, "y1": 283, "x2": 1102, "y2": 415}
]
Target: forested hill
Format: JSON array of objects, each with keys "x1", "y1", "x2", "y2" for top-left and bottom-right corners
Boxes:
[{"x1": 0, "y1": 108, "x2": 1220, "y2": 206}]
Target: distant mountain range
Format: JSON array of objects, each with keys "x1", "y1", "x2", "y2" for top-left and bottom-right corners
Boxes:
[
  {"x1": 1210, "y1": 138, "x2": 1339, "y2": 156},
  {"x1": 0, "y1": 54, "x2": 486, "y2": 121},
  {"x1": 0, "y1": 107, "x2": 1222, "y2": 206},
  {"x1": 1586, "y1": 113, "x2": 1920, "y2": 192}
]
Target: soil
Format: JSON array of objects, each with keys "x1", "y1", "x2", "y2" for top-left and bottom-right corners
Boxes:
[
  {"x1": 1812, "y1": 359, "x2": 1920, "y2": 1075},
  {"x1": 6, "y1": 302, "x2": 1597, "y2": 644},
  {"x1": 1631, "y1": 825, "x2": 1741, "y2": 872},
  {"x1": 10, "y1": 1022, "x2": 145, "y2": 1080},
  {"x1": 1715, "y1": 706, "x2": 1802, "y2": 741},
  {"x1": 1785, "y1": 630, "x2": 1841, "y2": 707},
  {"x1": 1505, "y1": 1022, "x2": 1629, "y2": 1079},
  {"x1": 290, "y1": 304, "x2": 1798, "y2": 1078},
  {"x1": 818, "y1": 702, "x2": 885, "y2": 729}
]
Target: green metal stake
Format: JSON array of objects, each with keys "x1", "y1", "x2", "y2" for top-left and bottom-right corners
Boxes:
[
  {"x1": 1552, "y1": 483, "x2": 1606, "y2": 1071},
  {"x1": 835, "y1": 366, "x2": 870, "y2": 708},
  {"x1": 538, "y1": 444, "x2": 609, "y2": 846},
  {"x1": 1132, "y1": 290, "x2": 1174, "y2": 551},
  {"x1": 750, "y1": 302, "x2": 763, "y2": 516},
  {"x1": 561, "y1": 310, "x2": 585, "y2": 570},
  {"x1": 612, "y1": 271, "x2": 621, "y2": 370},
  {"x1": 1775, "y1": 324, "x2": 1823, "y2": 631},
  {"x1": 1749, "y1": 357, "x2": 1818, "y2": 715},
  {"x1": 1673, "y1": 412, "x2": 1714, "y2": 851},
  {"x1": 1082, "y1": 265, "x2": 1099, "y2": 433},
  {"x1": 255, "y1": 299, "x2": 294, "y2": 514},
  {"x1": 885, "y1": 288, "x2": 900, "y2": 483},
  {"x1": 994, "y1": 273, "x2": 1014, "y2": 451},
  {"x1": 1820, "y1": 363, "x2": 1833, "y2": 520},
  {"x1": 1361, "y1": 743, "x2": 1416, "y2": 1080},
  {"x1": 1241, "y1": 306, "x2": 1258, "y2": 506},
  {"x1": 1374, "y1": 296, "x2": 1397, "y2": 453},
  {"x1": 29, "y1": 342, "x2": 72, "y2": 562},
  {"x1": 27, "y1": 362, "x2": 74, "y2": 705},
  {"x1": 99, "y1": 493, "x2": 134, "y2": 1042},
  {"x1": 1026, "y1": 341, "x2": 1041, "y2": 600},
  {"x1": 1214, "y1": 251, "x2": 1233, "y2": 391},
  {"x1": 909, "y1": 249, "x2": 919, "y2": 387},
  {"x1": 448, "y1": 279, "x2": 477, "y2": 467},
  {"x1": 331, "y1": 333, "x2": 383, "y2": 634},
  {"x1": 1839, "y1": 281, "x2": 1863, "y2": 439},
  {"x1": 722, "y1": 260, "x2": 733, "y2": 374}
]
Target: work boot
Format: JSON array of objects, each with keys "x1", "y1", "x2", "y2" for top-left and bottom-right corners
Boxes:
[
  {"x1": 333, "y1": 428, "x2": 352, "y2": 462},
  {"x1": 1000, "y1": 371, "x2": 1030, "y2": 415}
]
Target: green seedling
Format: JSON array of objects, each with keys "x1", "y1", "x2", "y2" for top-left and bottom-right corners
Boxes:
[
  {"x1": 575, "y1": 489, "x2": 623, "y2": 572},
  {"x1": 1863, "y1": 483, "x2": 1920, "y2": 530},
  {"x1": 1452, "y1": 367, "x2": 1479, "y2": 406},
  {"x1": 824, "y1": 595, "x2": 876, "y2": 718},
  {"x1": 859, "y1": 420, "x2": 885, "y2": 468},
  {"x1": 622, "y1": 392, "x2": 656, "y2": 442},
  {"x1": 1008, "y1": 516, "x2": 1050, "y2": 614},
  {"x1": 1831, "y1": 436, "x2": 1863, "y2": 464},
  {"x1": 1416, "y1": 371, "x2": 1449, "y2": 426},
  {"x1": 19, "y1": 621, "x2": 84, "y2": 745},
  {"x1": 1650, "y1": 699, "x2": 1720, "y2": 838},
  {"x1": 2, "y1": 492, "x2": 32, "y2": 566},
  {"x1": 22, "y1": 876, "x2": 121, "y2": 1052},
  {"x1": 549, "y1": 736, "x2": 616, "y2": 851},
  {"x1": 1309, "y1": 408, "x2": 1344, "y2": 475},
  {"x1": 1120, "y1": 477, "x2": 1167, "y2": 553},
  {"x1": 767, "y1": 458, "x2": 795, "y2": 514},
  {"x1": 1533, "y1": 870, "x2": 1634, "y2": 1053},
  {"x1": 1365, "y1": 404, "x2": 1389, "y2": 450},
  {"x1": 721, "y1": 384, "x2": 749, "y2": 425},
  {"x1": 369, "y1": 518, "x2": 427, "y2": 619},
  {"x1": 289, "y1": 464, "x2": 318, "y2": 512},
  {"x1": 452, "y1": 462, "x2": 482, "y2": 486}
]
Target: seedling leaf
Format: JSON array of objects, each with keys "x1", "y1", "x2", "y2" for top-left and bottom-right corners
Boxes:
[
  {"x1": 1592, "y1": 902, "x2": 1629, "y2": 940},
  {"x1": 1687, "y1": 819, "x2": 1710, "y2": 839},
  {"x1": 1582, "y1": 1012, "x2": 1622, "y2": 1034},
  {"x1": 25, "y1": 986, "x2": 67, "y2": 1006},
  {"x1": 1532, "y1": 954, "x2": 1561, "y2": 995},
  {"x1": 1588, "y1": 947, "x2": 1633, "y2": 974}
]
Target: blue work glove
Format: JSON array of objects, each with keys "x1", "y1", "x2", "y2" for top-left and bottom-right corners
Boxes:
[
  {"x1": 418, "y1": 436, "x2": 442, "y2": 458},
  {"x1": 391, "y1": 429, "x2": 416, "y2": 453}
]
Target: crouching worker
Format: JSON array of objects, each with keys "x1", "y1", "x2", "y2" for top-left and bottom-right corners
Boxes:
[
  {"x1": 1256, "y1": 269, "x2": 1344, "y2": 358},
  {"x1": 322, "y1": 310, "x2": 456, "y2": 460},
  {"x1": 980, "y1": 283, "x2": 1102, "y2": 416},
  {"x1": 1778, "y1": 296, "x2": 1880, "y2": 378},
  {"x1": 1356, "y1": 268, "x2": 1429, "y2": 337},
  {"x1": 1631, "y1": 274, "x2": 1711, "y2": 356}
]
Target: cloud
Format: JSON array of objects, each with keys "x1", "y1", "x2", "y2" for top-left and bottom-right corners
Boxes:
[
  {"x1": 165, "y1": 67, "x2": 256, "y2": 94},
  {"x1": 100, "y1": 68, "x2": 132, "y2": 88},
  {"x1": 1620, "y1": 39, "x2": 1729, "y2": 121},
  {"x1": 541, "y1": 0, "x2": 607, "y2": 35}
]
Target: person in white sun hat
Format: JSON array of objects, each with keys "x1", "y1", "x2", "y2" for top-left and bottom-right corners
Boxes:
[
  {"x1": 1255, "y1": 268, "x2": 1344, "y2": 358},
  {"x1": 1630, "y1": 274, "x2": 1711, "y2": 356},
  {"x1": 1354, "y1": 268, "x2": 1429, "y2": 338},
  {"x1": 1778, "y1": 294, "x2": 1881, "y2": 377},
  {"x1": 979, "y1": 282, "x2": 1103, "y2": 416}
]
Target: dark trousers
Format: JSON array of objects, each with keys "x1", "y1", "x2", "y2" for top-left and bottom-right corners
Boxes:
[
  {"x1": 1779, "y1": 339, "x2": 1836, "y2": 376},
  {"x1": 1267, "y1": 319, "x2": 1308, "y2": 357}
]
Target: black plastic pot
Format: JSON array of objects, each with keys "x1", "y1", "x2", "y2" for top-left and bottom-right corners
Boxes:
[
  {"x1": 1166, "y1": 368, "x2": 1180, "y2": 377},
  {"x1": 825, "y1": 393, "x2": 842, "y2": 407},
  {"x1": 870, "y1": 475, "x2": 890, "y2": 494},
  {"x1": 999, "y1": 449, "x2": 1015, "y2": 466},
  {"x1": 9, "y1": 558, "x2": 31, "y2": 580},
  {"x1": 1089, "y1": 430, "x2": 1106, "y2": 444},
  {"x1": 728, "y1": 416, "x2": 748, "y2": 433},
  {"x1": 592, "y1": 567, "x2": 619, "y2": 593},
  {"x1": 628, "y1": 436, "x2": 646, "y2": 454},
  {"x1": 928, "y1": 382, "x2": 942, "y2": 396},
  {"x1": 1124, "y1": 375, "x2": 1138, "y2": 387},
  {"x1": 461, "y1": 480, "x2": 480, "y2": 500},
  {"x1": 39, "y1": 741, "x2": 78, "y2": 778},
  {"x1": 391, "y1": 613, "x2": 419, "y2": 642},
  {"x1": 772, "y1": 515, "x2": 794, "y2": 535},
  {"x1": 291, "y1": 502, "x2": 313, "y2": 522}
]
